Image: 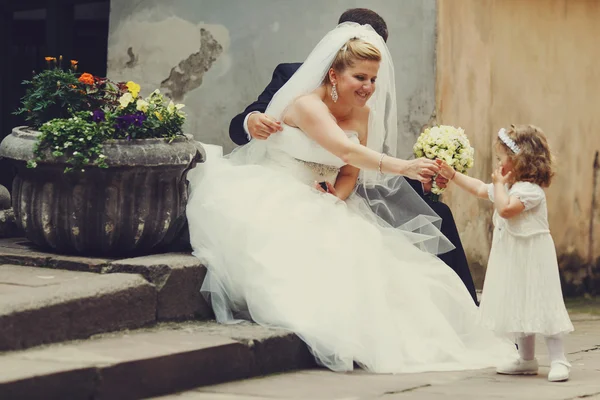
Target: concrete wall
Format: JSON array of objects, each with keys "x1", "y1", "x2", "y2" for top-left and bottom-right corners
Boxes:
[
  {"x1": 107, "y1": 0, "x2": 437, "y2": 155},
  {"x1": 437, "y1": 0, "x2": 600, "y2": 292}
]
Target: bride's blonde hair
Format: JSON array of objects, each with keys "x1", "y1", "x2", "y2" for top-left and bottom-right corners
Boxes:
[{"x1": 324, "y1": 38, "x2": 381, "y2": 84}]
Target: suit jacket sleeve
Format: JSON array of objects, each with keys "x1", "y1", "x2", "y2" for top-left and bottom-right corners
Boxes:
[{"x1": 229, "y1": 63, "x2": 299, "y2": 146}]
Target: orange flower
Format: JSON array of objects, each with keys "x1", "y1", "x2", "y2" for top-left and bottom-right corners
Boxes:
[
  {"x1": 45, "y1": 56, "x2": 56, "y2": 62},
  {"x1": 78, "y1": 73, "x2": 95, "y2": 86}
]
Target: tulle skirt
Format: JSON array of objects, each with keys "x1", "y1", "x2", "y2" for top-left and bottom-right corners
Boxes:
[
  {"x1": 479, "y1": 227, "x2": 574, "y2": 337},
  {"x1": 186, "y1": 149, "x2": 517, "y2": 373}
]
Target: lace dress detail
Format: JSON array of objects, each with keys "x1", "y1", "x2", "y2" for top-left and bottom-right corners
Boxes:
[
  {"x1": 259, "y1": 125, "x2": 354, "y2": 185},
  {"x1": 295, "y1": 159, "x2": 340, "y2": 181}
]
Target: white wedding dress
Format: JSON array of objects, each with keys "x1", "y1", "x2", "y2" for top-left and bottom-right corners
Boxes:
[{"x1": 186, "y1": 124, "x2": 517, "y2": 373}]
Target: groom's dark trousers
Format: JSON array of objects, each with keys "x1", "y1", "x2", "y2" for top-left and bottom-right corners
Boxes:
[{"x1": 229, "y1": 62, "x2": 478, "y2": 305}]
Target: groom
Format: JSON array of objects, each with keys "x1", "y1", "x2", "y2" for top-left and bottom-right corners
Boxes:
[{"x1": 228, "y1": 8, "x2": 478, "y2": 305}]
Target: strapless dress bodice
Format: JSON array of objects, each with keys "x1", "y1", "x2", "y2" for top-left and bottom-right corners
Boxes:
[{"x1": 262, "y1": 124, "x2": 359, "y2": 185}]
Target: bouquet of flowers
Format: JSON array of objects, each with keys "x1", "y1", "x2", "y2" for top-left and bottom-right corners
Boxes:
[{"x1": 413, "y1": 125, "x2": 475, "y2": 196}]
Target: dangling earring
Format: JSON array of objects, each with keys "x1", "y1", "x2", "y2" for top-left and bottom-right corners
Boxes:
[{"x1": 331, "y1": 83, "x2": 338, "y2": 103}]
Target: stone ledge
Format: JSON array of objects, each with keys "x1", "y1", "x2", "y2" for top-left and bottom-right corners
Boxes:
[
  {"x1": 0, "y1": 264, "x2": 156, "y2": 351},
  {"x1": 0, "y1": 238, "x2": 212, "y2": 321},
  {"x1": 0, "y1": 238, "x2": 112, "y2": 272},
  {"x1": 0, "y1": 322, "x2": 315, "y2": 400}
]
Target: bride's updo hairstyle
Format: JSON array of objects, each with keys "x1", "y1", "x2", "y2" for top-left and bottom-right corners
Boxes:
[{"x1": 323, "y1": 37, "x2": 381, "y2": 84}]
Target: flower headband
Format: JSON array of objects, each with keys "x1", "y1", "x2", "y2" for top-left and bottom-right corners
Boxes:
[{"x1": 498, "y1": 128, "x2": 520, "y2": 153}]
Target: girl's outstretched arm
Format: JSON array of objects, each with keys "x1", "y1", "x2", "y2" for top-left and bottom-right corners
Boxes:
[{"x1": 437, "y1": 160, "x2": 488, "y2": 199}]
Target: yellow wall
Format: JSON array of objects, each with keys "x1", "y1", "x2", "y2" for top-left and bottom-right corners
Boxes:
[{"x1": 437, "y1": 0, "x2": 600, "y2": 292}]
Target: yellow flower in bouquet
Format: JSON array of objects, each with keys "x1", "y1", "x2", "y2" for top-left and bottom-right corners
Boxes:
[{"x1": 413, "y1": 125, "x2": 475, "y2": 195}]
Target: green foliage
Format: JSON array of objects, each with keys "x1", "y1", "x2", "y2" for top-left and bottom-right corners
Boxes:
[
  {"x1": 34, "y1": 111, "x2": 111, "y2": 173},
  {"x1": 14, "y1": 68, "x2": 88, "y2": 129}
]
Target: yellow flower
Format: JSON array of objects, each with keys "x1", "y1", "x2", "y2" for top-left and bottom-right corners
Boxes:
[
  {"x1": 154, "y1": 111, "x2": 163, "y2": 121},
  {"x1": 126, "y1": 81, "x2": 141, "y2": 98}
]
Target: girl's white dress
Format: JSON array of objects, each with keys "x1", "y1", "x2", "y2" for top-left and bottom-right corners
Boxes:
[{"x1": 480, "y1": 181, "x2": 574, "y2": 336}]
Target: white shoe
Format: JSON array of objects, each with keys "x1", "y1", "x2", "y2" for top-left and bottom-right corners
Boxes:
[
  {"x1": 496, "y1": 358, "x2": 539, "y2": 375},
  {"x1": 548, "y1": 360, "x2": 571, "y2": 382}
]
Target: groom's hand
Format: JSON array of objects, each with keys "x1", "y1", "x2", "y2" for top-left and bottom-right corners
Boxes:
[{"x1": 248, "y1": 113, "x2": 283, "y2": 140}]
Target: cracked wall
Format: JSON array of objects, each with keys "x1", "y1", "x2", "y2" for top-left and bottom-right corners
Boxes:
[
  {"x1": 107, "y1": 0, "x2": 437, "y2": 154},
  {"x1": 437, "y1": 0, "x2": 600, "y2": 293}
]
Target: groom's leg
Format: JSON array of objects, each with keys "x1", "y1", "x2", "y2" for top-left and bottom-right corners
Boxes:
[{"x1": 426, "y1": 200, "x2": 478, "y2": 305}]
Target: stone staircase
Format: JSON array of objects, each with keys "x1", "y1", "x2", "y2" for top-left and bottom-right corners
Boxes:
[{"x1": 0, "y1": 238, "x2": 315, "y2": 399}]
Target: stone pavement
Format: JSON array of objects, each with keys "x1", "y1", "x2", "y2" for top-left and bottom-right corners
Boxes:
[
  {"x1": 1, "y1": 236, "x2": 599, "y2": 399},
  {"x1": 159, "y1": 314, "x2": 600, "y2": 400}
]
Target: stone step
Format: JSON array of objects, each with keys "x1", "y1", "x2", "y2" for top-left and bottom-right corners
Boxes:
[
  {"x1": 0, "y1": 321, "x2": 314, "y2": 400},
  {"x1": 0, "y1": 238, "x2": 213, "y2": 351},
  {"x1": 0, "y1": 264, "x2": 157, "y2": 351}
]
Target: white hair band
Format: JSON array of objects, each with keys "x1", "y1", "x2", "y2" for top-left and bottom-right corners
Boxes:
[{"x1": 498, "y1": 128, "x2": 520, "y2": 153}]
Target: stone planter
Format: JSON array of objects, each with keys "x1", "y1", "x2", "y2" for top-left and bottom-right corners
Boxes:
[{"x1": 0, "y1": 127, "x2": 205, "y2": 256}]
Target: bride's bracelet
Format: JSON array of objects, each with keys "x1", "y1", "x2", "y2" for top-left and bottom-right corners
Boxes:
[{"x1": 378, "y1": 153, "x2": 386, "y2": 174}]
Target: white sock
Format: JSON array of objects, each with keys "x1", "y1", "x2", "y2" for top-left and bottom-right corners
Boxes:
[
  {"x1": 545, "y1": 335, "x2": 568, "y2": 364},
  {"x1": 517, "y1": 333, "x2": 536, "y2": 361}
]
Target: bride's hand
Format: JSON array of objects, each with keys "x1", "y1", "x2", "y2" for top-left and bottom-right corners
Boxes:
[
  {"x1": 404, "y1": 158, "x2": 440, "y2": 183},
  {"x1": 315, "y1": 181, "x2": 338, "y2": 197}
]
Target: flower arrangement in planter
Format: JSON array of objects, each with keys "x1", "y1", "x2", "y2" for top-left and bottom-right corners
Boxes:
[
  {"x1": 15, "y1": 57, "x2": 187, "y2": 173},
  {"x1": 0, "y1": 57, "x2": 204, "y2": 256}
]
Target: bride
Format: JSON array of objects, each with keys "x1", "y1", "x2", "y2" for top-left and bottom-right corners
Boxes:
[{"x1": 186, "y1": 22, "x2": 516, "y2": 373}]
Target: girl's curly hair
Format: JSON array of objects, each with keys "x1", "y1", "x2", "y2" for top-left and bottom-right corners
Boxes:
[{"x1": 496, "y1": 124, "x2": 555, "y2": 187}]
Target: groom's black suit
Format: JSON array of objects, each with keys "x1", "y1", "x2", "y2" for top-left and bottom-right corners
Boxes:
[{"x1": 229, "y1": 62, "x2": 478, "y2": 305}]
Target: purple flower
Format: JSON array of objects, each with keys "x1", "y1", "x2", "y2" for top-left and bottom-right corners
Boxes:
[
  {"x1": 92, "y1": 109, "x2": 105, "y2": 122},
  {"x1": 132, "y1": 111, "x2": 146, "y2": 127},
  {"x1": 114, "y1": 116, "x2": 130, "y2": 130},
  {"x1": 114, "y1": 112, "x2": 146, "y2": 131}
]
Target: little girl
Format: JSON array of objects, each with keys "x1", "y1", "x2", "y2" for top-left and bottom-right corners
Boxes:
[{"x1": 438, "y1": 124, "x2": 574, "y2": 382}]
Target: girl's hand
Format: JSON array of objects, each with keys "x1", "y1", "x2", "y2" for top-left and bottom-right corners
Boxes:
[
  {"x1": 435, "y1": 174, "x2": 450, "y2": 188},
  {"x1": 491, "y1": 164, "x2": 512, "y2": 185},
  {"x1": 435, "y1": 159, "x2": 456, "y2": 180}
]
